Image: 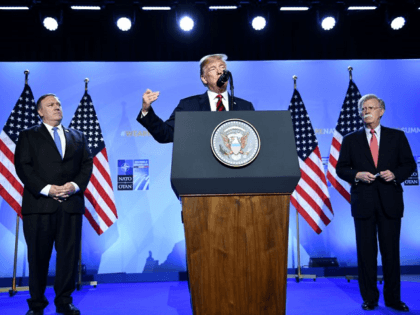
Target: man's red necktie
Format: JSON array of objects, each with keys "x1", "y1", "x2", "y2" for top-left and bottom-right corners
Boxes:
[
  {"x1": 370, "y1": 129, "x2": 379, "y2": 167},
  {"x1": 216, "y1": 94, "x2": 226, "y2": 111}
]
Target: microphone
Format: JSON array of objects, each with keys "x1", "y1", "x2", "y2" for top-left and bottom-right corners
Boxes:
[{"x1": 217, "y1": 70, "x2": 230, "y2": 87}]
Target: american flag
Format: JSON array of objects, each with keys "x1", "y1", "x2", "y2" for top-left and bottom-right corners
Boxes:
[
  {"x1": 0, "y1": 83, "x2": 39, "y2": 216},
  {"x1": 327, "y1": 80, "x2": 363, "y2": 202},
  {"x1": 69, "y1": 92, "x2": 118, "y2": 235},
  {"x1": 288, "y1": 89, "x2": 333, "y2": 234}
]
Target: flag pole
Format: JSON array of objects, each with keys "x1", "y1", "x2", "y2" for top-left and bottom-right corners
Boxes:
[
  {"x1": 5, "y1": 70, "x2": 31, "y2": 296},
  {"x1": 289, "y1": 75, "x2": 317, "y2": 283},
  {"x1": 77, "y1": 78, "x2": 89, "y2": 291},
  {"x1": 76, "y1": 77, "x2": 98, "y2": 290},
  {"x1": 348, "y1": 66, "x2": 353, "y2": 81}
]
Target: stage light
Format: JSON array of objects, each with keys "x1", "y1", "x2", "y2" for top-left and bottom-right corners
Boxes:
[
  {"x1": 347, "y1": 6, "x2": 377, "y2": 11},
  {"x1": 179, "y1": 16, "x2": 194, "y2": 32},
  {"x1": 209, "y1": 6, "x2": 238, "y2": 10},
  {"x1": 280, "y1": 7, "x2": 309, "y2": 11},
  {"x1": 43, "y1": 17, "x2": 59, "y2": 31},
  {"x1": 117, "y1": 17, "x2": 132, "y2": 31},
  {"x1": 142, "y1": 7, "x2": 171, "y2": 11},
  {"x1": 390, "y1": 16, "x2": 405, "y2": 30},
  {"x1": 71, "y1": 6, "x2": 101, "y2": 10},
  {"x1": 0, "y1": 6, "x2": 29, "y2": 10},
  {"x1": 321, "y1": 16, "x2": 336, "y2": 30},
  {"x1": 251, "y1": 16, "x2": 266, "y2": 31}
]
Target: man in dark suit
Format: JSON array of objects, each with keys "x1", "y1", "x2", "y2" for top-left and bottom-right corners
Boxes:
[
  {"x1": 137, "y1": 54, "x2": 254, "y2": 142},
  {"x1": 336, "y1": 94, "x2": 415, "y2": 312},
  {"x1": 15, "y1": 94, "x2": 93, "y2": 315}
]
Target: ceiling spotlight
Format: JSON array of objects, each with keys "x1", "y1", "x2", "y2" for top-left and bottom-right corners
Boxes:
[
  {"x1": 117, "y1": 17, "x2": 132, "y2": 31},
  {"x1": 71, "y1": 6, "x2": 101, "y2": 10},
  {"x1": 0, "y1": 6, "x2": 29, "y2": 10},
  {"x1": 251, "y1": 16, "x2": 266, "y2": 31},
  {"x1": 280, "y1": 7, "x2": 309, "y2": 11},
  {"x1": 390, "y1": 16, "x2": 405, "y2": 30},
  {"x1": 321, "y1": 16, "x2": 336, "y2": 31},
  {"x1": 43, "y1": 17, "x2": 59, "y2": 31},
  {"x1": 347, "y1": 6, "x2": 377, "y2": 11},
  {"x1": 179, "y1": 16, "x2": 194, "y2": 32},
  {"x1": 142, "y1": 7, "x2": 171, "y2": 11}
]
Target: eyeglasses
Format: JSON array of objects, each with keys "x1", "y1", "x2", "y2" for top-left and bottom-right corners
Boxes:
[{"x1": 360, "y1": 106, "x2": 381, "y2": 113}]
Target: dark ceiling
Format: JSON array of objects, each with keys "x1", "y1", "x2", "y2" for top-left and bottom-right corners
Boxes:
[{"x1": 0, "y1": 0, "x2": 419, "y2": 61}]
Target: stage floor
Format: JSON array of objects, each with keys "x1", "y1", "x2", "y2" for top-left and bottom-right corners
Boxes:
[{"x1": 1, "y1": 276, "x2": 419, "y2": 314}]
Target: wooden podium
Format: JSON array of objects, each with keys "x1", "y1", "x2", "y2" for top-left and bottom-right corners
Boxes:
[{"x1": 172, "y1": 111, "x2": 300, "y2": 315}]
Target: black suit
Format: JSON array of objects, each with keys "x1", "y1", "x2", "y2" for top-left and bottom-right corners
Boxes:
[
  {"x1": 336, "y1": 126, "x2": 415, "y2": 304},
  {"x1": 15, "y1": 123, "x2": 93, "y2": 311},
  {"x1": 137, "y1": 92, "x2": 255, "y2": 143}
]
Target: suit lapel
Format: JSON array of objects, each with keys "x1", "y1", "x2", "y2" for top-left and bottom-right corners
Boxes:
[
  {"x1": 377, "y1": 126, "x2": 389, "y2": 169},
  {"x1": 355, "y1": 128, "x2": 376, "y2": 168},
  {"x1": 38, "y1": 124, "x2": 62, "y2": 158},
  {"x1": 198, "y1": 92, "x2": 211, "y2": 111},
  {"x1": 62, "y1": 127, "x2": 72, "y2": 160}
]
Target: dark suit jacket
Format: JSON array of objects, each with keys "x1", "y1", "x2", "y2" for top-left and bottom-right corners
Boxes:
[
  {"x1": 14, "y1": 123, "x2": 93, "y2": 215},
  {"x1": 336, "y1": 126, "x2": 415, "y2": 218},
  {"x1": 137, "y1": 92, "x2": 255, "y2": 143}
]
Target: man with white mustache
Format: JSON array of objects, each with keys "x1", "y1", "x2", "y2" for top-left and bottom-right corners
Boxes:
[{"x1": 336, "y1": 94, "x2": 415, "y2": 312}]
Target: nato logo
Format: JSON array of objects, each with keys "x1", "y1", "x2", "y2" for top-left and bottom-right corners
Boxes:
[{"x1": 118, "y1": 160, "x2": 134, "y2": 190}]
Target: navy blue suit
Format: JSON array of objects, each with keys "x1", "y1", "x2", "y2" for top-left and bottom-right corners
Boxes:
[
  {"x1": 15, "y1": 123, "x2": 93, "y2": 311},
  {"x1": 336, "y1": 126, "x2": 415, "y2": 305},
  {"x1": 137, "y1": 92, "x2": 255, "y2": 143}
]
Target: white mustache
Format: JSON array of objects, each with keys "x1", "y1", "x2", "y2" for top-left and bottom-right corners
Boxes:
[{"x1": 364, "y1": 114, "x2": 373, "y2": 119}]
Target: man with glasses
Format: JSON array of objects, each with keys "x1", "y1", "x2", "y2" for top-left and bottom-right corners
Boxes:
[{"x1": 336, "y1": 94, "x2": 415, "y2": 312}]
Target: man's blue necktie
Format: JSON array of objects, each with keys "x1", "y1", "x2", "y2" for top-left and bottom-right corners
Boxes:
[{"x1": 52, "y1": 127, "x2": 63, "y2": 159}]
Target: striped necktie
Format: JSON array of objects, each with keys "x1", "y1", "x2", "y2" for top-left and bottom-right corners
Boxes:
[{"x1": 216, "y1": 94, "x2": 226, "y2": 111}]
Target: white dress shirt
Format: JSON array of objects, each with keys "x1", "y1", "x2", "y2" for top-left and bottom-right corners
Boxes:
[
  {"x1": 365, "y1": 124, "x2": 381, "y2": 149},
  {"x1": 207, "y1": 90, "x2": 229, "y2": 111}
]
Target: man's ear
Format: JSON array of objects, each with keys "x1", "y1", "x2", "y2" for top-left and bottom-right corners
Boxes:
[{"x1": 200, "y1": 75, "x2": 207, "y2": 85}]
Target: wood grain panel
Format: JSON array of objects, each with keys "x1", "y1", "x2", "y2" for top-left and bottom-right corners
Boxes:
[{"x1": 182, "y1": 195, "x2": 290, "y2": 315}]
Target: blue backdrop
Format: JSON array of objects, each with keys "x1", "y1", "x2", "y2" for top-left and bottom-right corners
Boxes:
[{"x1": 0, "y1": 59, "x2": 419, "y2": 280}]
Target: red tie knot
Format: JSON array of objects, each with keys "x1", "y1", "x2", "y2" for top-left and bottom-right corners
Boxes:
[
  {"x1": 216, "y1": 94, "x2": 223, "y2": 100},
  {"x1": 370, "y1": 129, "x2": 375, "y2": 135}
]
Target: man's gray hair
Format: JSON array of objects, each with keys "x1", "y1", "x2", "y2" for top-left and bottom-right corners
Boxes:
[{"x1": 358, "y1": 94, "x2": 385, "y2": 112}]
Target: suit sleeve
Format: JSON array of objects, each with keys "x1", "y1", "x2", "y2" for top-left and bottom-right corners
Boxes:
[
  {"x1": 393, "y1": 132, "x2": 416, "y2": 184},
  {"x1": 137, "y1": 99, "x2": 189, "y2": 144},
  {"x1": 71, "y1": 132, "x2": 93, "y2": 192},
  {"x1": 336, "y1": 135, "x2": 358, "y2": 184},
  {"x1": 14, "y1": 130, "x2": 49, "y2": 196}
]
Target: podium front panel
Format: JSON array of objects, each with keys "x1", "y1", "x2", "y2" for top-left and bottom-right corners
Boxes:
[{"x1": 171, "y1": 111, "x2": 300, "y2": 195}]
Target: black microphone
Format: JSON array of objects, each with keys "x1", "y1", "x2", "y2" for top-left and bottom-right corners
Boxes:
[{"x1": 217, "y1": 70, "x2": 230, "y2": 87}]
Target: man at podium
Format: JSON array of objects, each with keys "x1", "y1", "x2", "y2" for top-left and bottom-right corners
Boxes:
[{"x1": 137, "y1": 54, "x2": 254, "y2": 143}]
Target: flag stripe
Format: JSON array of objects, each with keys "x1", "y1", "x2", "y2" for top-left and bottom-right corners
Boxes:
[
  {"x1": 94, "y1": 149, "x2": 113, "y2": 188},
  {"x1": 291, "y1": 195, "x2": 323, "y2": 234},
  {"x1": 84, "y1": 186, "x2": 114, "y2": 228},
  {"x1": 294, "y1": 177, "x2": 332, "y2": 226},
  {"x1": 89, "y1": 171, "x2": 117, "y2": 218}
]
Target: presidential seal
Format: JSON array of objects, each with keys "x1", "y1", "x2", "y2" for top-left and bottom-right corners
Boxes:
[{"x1": 211, "y1": 119, "x2": 261, "y2": 167}]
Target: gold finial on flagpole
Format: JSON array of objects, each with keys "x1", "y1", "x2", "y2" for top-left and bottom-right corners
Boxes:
[
  {"x1": 24, "y1": 70, "x2": 29, "y2": 85},
  {"x1": 293, "y1": 75, "x2": 297, "y2": 90},
  {"x1": 348, "y1": 66, "x2": 353, "y2": 81},
  {"x1": 84, "y1": 78, "x2": 89, "y2": 91}
]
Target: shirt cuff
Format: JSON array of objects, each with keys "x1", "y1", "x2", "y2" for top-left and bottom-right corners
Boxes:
[
  {"x1": 71, "y1": 182, "x2": 80, "y2": 193},
  {"x1": 140, "y1": 110, "x2": 149, "y2": 118},
  {"x1": 40, "y1": 184, "x2": 52, "y2": 196}
]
